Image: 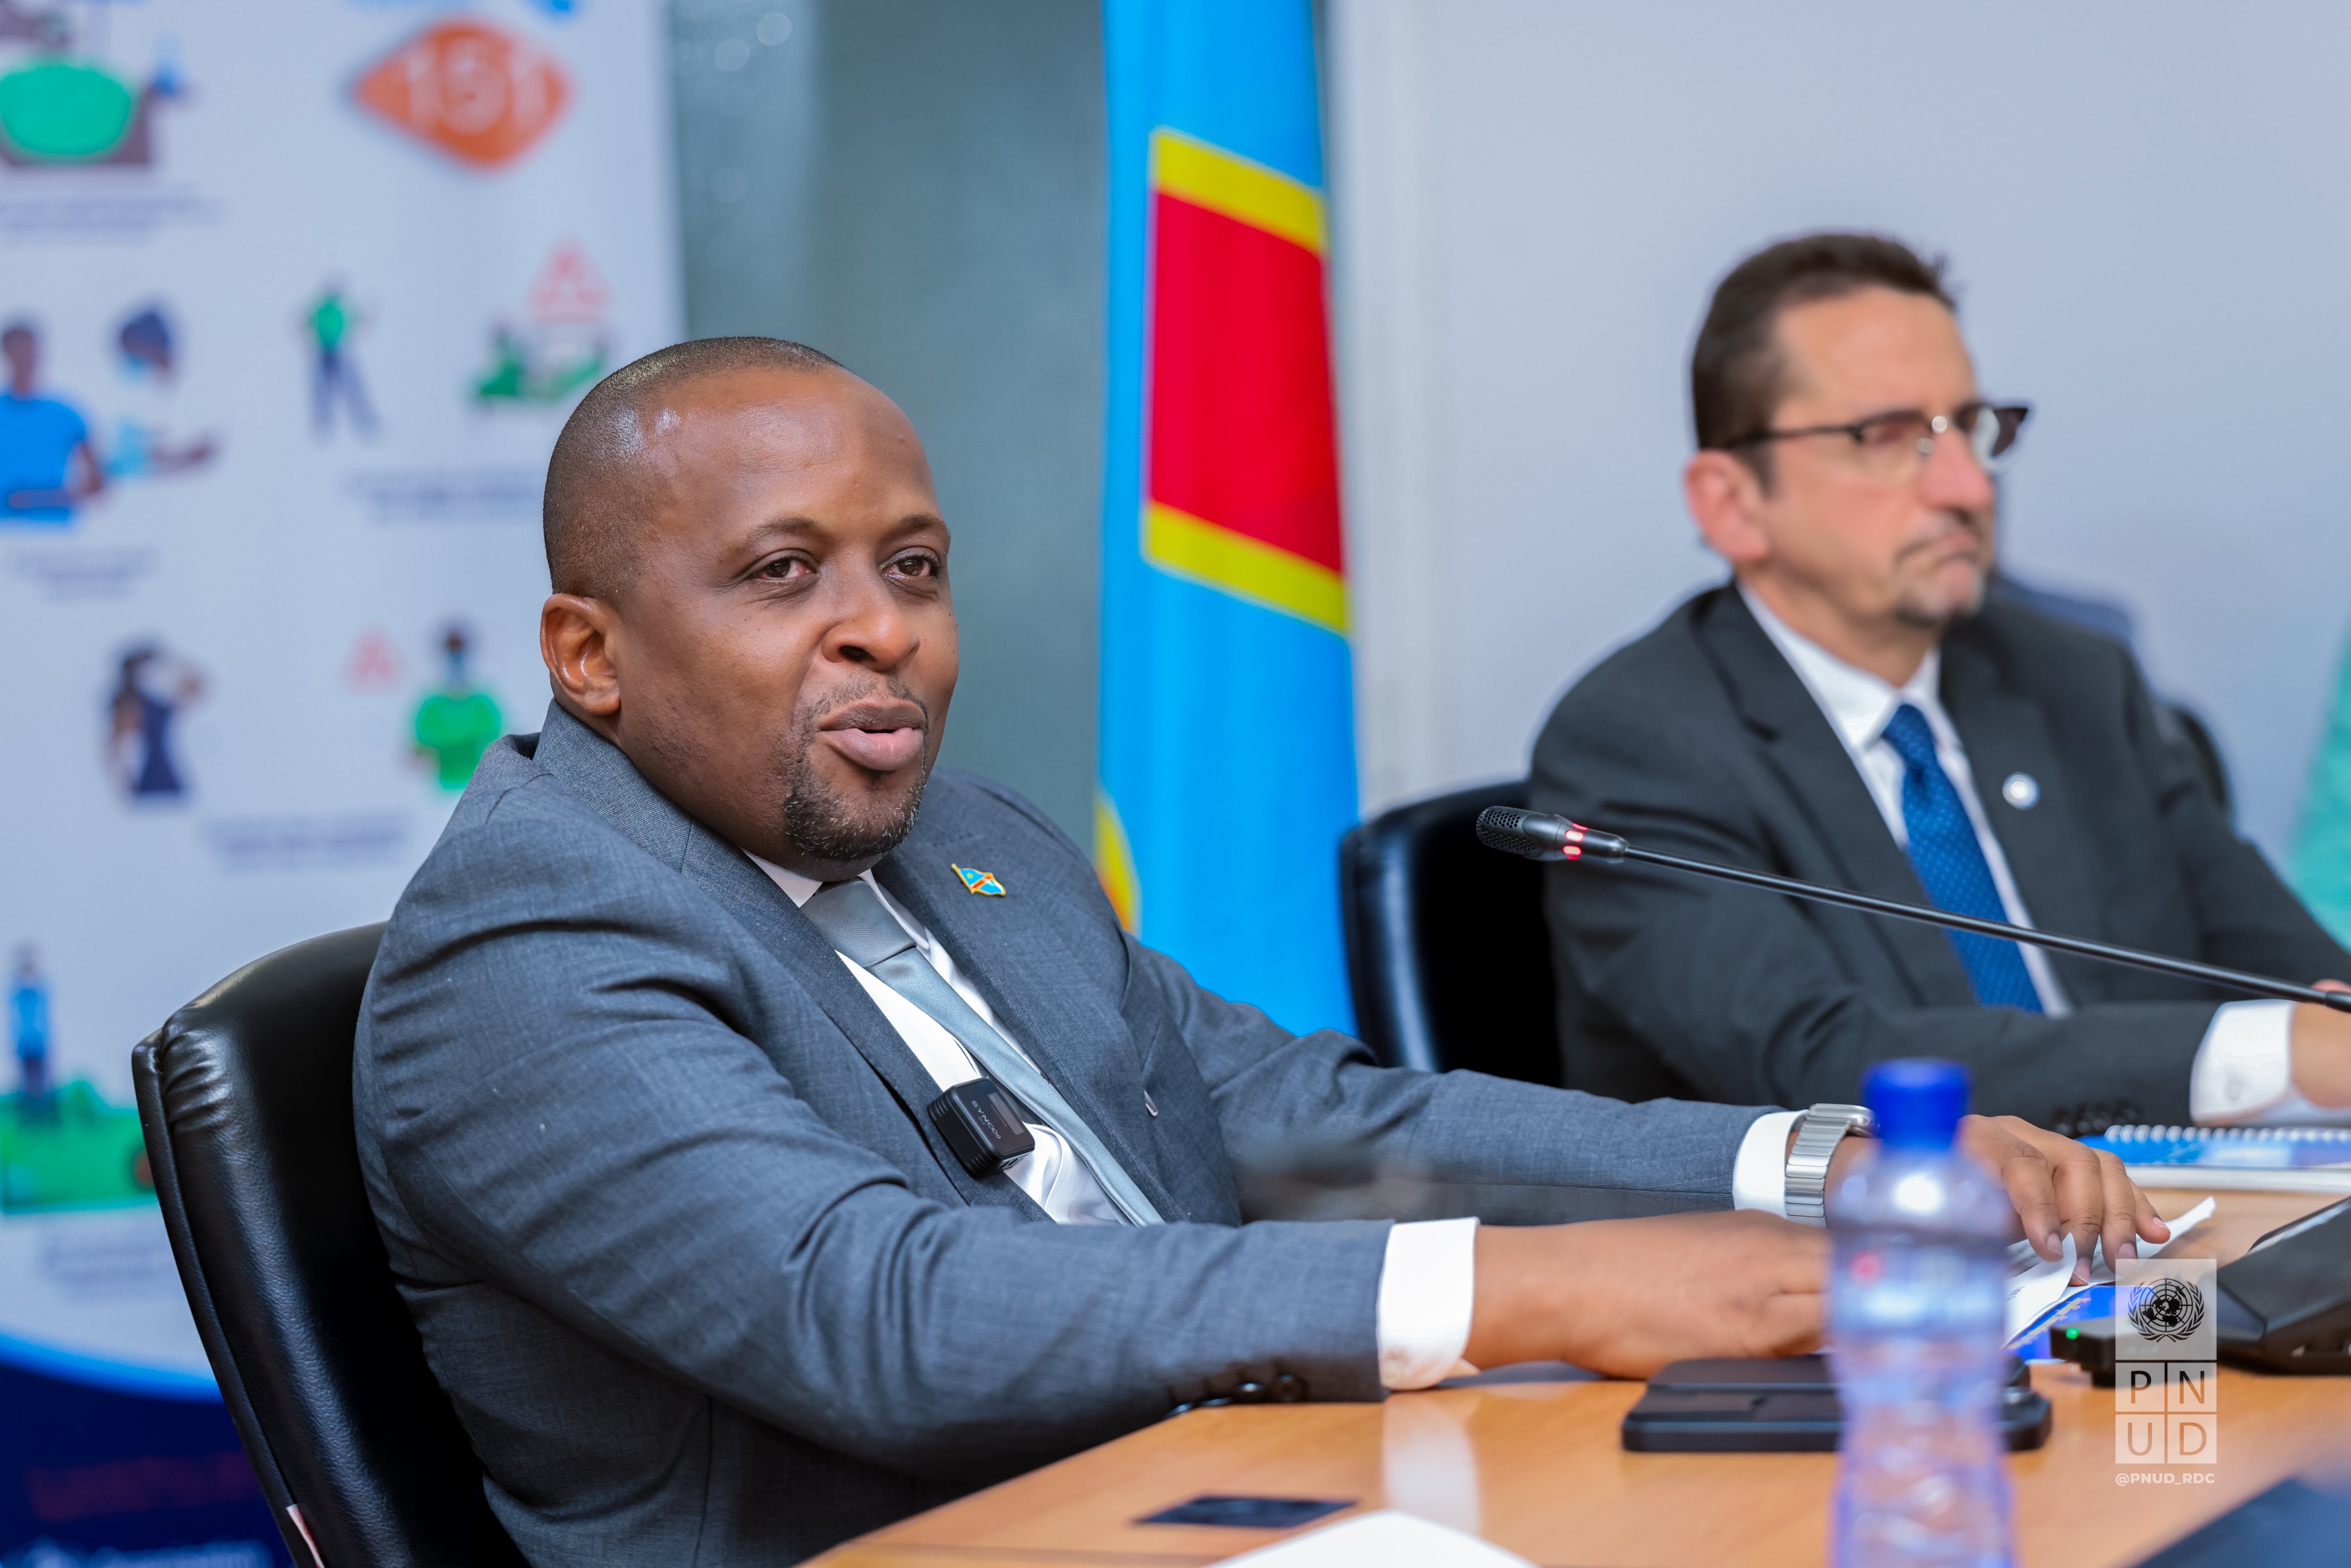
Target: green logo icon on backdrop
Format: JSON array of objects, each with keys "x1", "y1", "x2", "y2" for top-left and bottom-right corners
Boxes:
[
  {"x1": 473, "y1": 242, "x2": 614, "y2": 407},
  {"x1": 4, "y1": 944, "x2": 154, "y2": 1214},
  {"x1": 0, "y1": 5, "x2": 184, "y2": 168}
]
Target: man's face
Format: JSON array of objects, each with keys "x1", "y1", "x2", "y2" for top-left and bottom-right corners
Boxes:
[
  {"x1": 561, "y1": 367, "x2": 957, "y2": 879},
  {"x1": 1744, "y1": 288, "x2": 1997, "y2": 632},
  {"x1": 2, "y1": 329, "x2": 34, "y2": 389}
]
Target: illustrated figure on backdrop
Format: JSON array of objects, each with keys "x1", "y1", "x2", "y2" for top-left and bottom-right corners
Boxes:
[
  {"x1": 107, "y1": 304, "x2": 218, "y2": 480},
  {"x1": 413, "y1": 622, "x2": 504, "y2": 790},
  {"x1": 106, "y1": 643, "x2": 203, "y2": 801},
  {"x1": 355, "y1": 338, "x2": 2158, "y2": 1564},
  {"x1": 9, "y1": 944, "x2": 50, "y2": 1119},
  {"x1": 304, "y1": 281, "x2": 377, "y2": 438},
  {"x1": 1, "y1": 318, "x2": 104, "y2": 524},
  {"x1": 1532, "y1": 232, "x2": 2351, "y2": 1134}
]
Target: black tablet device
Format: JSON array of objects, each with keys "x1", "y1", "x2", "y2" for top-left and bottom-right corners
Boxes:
[{"x1": 1620, "y1": 1352, "x2": 2051, "y2": 1453}]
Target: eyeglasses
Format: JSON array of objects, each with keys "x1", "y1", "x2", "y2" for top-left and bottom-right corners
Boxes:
[{"x1": 1721, "y1": 401, "x2": 2031, "y2": 482}]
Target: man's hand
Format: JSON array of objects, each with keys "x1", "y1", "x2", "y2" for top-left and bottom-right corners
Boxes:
[
  {"x1": 1461, "y1": 1118, "x2": 2169, "y2": 1379},
  {"x1": 1464, "y1": 1211, "x2": 1828, "y2": 1379},
  {"x1": 1814, "y1": 1116, "x2": 2164, "y2": 1284},
  {"x1": 2289, "y1": 980, "x2": 2351, "y2": 1108},
  {"x1": 1950, "y1": 1115, "x2": 2168, "y2": 1283}
]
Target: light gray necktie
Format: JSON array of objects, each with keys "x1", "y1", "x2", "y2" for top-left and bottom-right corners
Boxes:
[{"x1": 801, "y1": 877, "x2": 1163, "y2": 1225}]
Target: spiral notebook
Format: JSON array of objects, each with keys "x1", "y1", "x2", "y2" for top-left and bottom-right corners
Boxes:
[{"x1": 2081, "y1": 1125, "x2": 2351, "y2": 1193}]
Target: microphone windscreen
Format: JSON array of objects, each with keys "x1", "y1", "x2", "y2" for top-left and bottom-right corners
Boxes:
[{"x1": 1475, "y1": 806, "x2": 1568, "y2": 859}]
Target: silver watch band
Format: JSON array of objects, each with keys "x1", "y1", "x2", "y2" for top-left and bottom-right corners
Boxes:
[{"x1": 1784, "y1": 1103, "x2": 1876, "y2": 1227}]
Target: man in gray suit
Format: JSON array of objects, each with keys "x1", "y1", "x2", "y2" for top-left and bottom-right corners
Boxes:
[
  {"x1": 1534, "y1": 232, "x2": 2351, "y2": 1128},
  {"x1": 355, "y1": 337, "x2": 2159, "y2": 1564}
]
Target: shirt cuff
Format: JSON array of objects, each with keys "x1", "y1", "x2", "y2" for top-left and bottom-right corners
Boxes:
[
  {"x1": 1731, "y1": 1109, "x2": 1802, "y2": 1217},
  {"x1": 2190, "y1": 1000, "x2": 2295, "y2": 1123},
  {"x1": 1376, "y1": 1217, "x2": 1480, "y2": 1390}
]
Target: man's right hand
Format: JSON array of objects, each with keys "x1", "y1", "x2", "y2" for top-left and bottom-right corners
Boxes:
[
  {"x1": 1463, "y1": 1210, "x2": 1829, "y2": 1380},
  {"x1": 2289, "y1": 979, "x2": 2351, "y2": 1108}
]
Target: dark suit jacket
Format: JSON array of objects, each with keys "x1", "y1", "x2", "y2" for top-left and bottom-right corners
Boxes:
[
  {"x1": 1530, "y1": 586, "x2": 2350, "y2": 1125},
  {"x1": 355, "y1": 704, "x2": 1774, "y2": 1564}
]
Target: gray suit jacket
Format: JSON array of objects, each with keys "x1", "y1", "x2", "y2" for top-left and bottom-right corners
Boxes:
[
  {"x1": 355, "y1": 703, "x2": 1772, "y2": 1565},
  {"x1": 1531, "y1": 587, "x2": 2350, "y2": 1125}
]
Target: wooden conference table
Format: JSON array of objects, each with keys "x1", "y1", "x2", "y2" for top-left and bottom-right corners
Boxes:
[{"x1": 817, "y1": 1191, "x2": 2351, "y2": 1568}]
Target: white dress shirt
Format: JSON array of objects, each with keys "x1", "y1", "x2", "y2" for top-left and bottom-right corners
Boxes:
[
  {"x1": 747, "y1": 851, "x2": 1799, "y2": 1388},
  {"x1": 1739, "y1": 584, "x2": 2331, "y2": 1125}
]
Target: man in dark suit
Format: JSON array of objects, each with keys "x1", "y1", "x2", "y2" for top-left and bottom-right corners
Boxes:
[
  {"x1": 354, "y1": 336, "x2": 2151, "y2": 1563},
  {"x1": 1534, "y1": 232, "x2": 2351, "y2": 1131}
]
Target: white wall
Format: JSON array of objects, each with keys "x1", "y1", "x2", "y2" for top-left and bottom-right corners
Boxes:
[{"x1": 1328, "y1": 0, "x2": 2351, "y2": 863}]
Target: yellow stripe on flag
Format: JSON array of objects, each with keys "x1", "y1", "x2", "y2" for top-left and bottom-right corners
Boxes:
[
  {"x1": 1150, "y1": 127, "x2": 1324, "y2": 254},
  {"x1": 1093, "y1": 788, "x2": 1141, "y2": 932},
  {"x1": 1143, "y1": 502, "x2": 1348, "y2": 635}
]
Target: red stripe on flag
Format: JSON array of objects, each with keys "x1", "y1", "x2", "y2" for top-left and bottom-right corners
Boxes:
[{"x1": 1147, "y1": 192, "x2": 1344, "y2": 576}]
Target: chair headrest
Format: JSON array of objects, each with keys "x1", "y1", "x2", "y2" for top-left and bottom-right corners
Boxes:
[{"x1": 1338, "y1": 780, "x2": 1559, "y2": 1083}]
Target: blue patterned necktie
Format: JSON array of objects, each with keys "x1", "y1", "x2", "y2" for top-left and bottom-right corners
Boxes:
[{"x1": 1879, "y1": 704, "x2": 2044, "y2": 1011}]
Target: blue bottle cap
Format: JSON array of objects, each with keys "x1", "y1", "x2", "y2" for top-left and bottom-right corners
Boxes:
[{"x1": 1863, "y1": 1058, "x2": 1970, "y2": 1148}]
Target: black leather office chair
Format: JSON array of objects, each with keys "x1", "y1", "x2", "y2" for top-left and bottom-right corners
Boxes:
[
  {"x1": 2160, "y1": 700, "x2": 2234, "y2": 822},
  {"x1": 1337, "y1": 779, "x2": 1562, "y2": 1085},
  {"x1": 133, "y1": 925, "x2": 522, "y2": 1568}
]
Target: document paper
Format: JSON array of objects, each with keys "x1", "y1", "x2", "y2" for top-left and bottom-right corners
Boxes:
[{"x1": 2003, "y1": 1195, "x2": 2214, "y2": 1345}]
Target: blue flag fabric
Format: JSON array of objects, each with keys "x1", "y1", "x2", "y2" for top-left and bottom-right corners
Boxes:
[{"x1": 1095, "y1": 0, "x2": 1359, "y2": 1034}]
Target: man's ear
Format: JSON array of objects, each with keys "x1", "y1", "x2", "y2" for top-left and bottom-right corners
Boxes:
[
  {"x1": 540, "y1": 594, "x2": 622, "y2": 722},
  {"x1": 1684, "y1": 449, "x2": 1772, "y2": 568}
]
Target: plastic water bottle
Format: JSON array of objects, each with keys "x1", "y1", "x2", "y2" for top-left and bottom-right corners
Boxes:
[{"x1": 1828, "y1": 1059, "x2": 2015, "y2": 1568}]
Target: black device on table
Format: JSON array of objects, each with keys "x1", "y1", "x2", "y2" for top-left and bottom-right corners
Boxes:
[
  {"x1": 2047, "y1": 1196, "x2": 2351, "y2": 1383},
  {"x1": 1621, "y1": 1353, "x2": 2051, "y2": 1453}
]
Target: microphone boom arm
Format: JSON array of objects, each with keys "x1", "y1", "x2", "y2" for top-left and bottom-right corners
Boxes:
[{"x1": 1477, "y1": 808, "x2": 2351, "y2": 1015}]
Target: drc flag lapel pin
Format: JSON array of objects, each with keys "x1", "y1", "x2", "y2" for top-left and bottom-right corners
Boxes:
[{"x1": 953, "y1": 864, "x2": 1007, "y2": 897}]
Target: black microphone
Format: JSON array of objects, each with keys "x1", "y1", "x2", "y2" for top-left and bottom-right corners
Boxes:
[{"x1": 1476, "y1": 805, "x2": 2351, "y2": 1015}]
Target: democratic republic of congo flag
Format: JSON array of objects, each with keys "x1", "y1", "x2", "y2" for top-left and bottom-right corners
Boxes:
[{"x1": 1096, "y1": 0, "x2": 1357, "y2": 1035}]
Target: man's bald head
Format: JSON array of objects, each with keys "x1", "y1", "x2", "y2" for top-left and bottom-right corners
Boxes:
[
  {"x1": 535, "y1": 335, "x2": 953, "y2": 881},
  {"x1": 543, "y1": 336, "x2": 843, "y2": 601}
]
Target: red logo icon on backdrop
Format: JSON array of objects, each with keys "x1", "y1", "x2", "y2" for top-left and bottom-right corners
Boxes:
[
  {"x1": 529, "y1": 242, "x2": 611, "y2": 322},
  {"x1": 342, "y1": 628, "x2": 407, "y2": 693},
  {"x1": 354, "y1": 20, "x2": 569, "y2": 168}
]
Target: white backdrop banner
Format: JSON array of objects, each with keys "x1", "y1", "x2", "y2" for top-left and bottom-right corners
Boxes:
[{"x1": 0, "y1": 0, "x2": 676, "y2": 1555}]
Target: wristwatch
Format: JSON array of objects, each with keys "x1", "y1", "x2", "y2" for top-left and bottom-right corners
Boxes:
[{"x1": 1784, "y1": 1103, "x2": 1876, "y2": 1227}]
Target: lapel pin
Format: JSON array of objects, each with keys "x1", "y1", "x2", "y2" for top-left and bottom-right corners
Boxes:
[
  {"x1": 2001, "y1": 773, "x2": 2040, "y2": 810},
  {"x1": 952, "y1": 864, "x2": 1007, "y2": 896}
]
